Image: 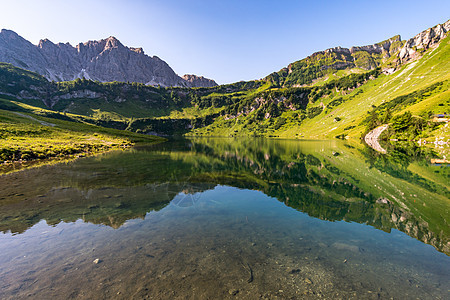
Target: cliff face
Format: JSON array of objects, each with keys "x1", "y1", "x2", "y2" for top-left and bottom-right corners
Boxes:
[
  {"x1": 0, "y1": 29, "x2": 49, "y2": 76},
  {"x1": 305, "y1": 34, "x2": 404, "y2": 71},
  {"x1": 0, "y1": 30, "x2": 217, "y2": 88},
  {"x1": 270, "y1": 20, "x2": 450, "y2": 87},
  {"x1": 398, "y1": 20, "x2": 450, "y2": 63},
  {"x1": 269, "y1": 35, "x2": 405, "y2": 87},
  {"x1": 182, "y1": 74, "x2": 217, "y2": 88}
]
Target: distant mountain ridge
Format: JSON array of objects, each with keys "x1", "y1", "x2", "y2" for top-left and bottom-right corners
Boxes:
[
  {"x1": 264, "y1": 35, "x2": 404, "y2": 87},
  {"x1": 0, "y1": 29, "x2": 217, "y2": 88},
  {"x1": 266, "y1": 19, "x2": 450, "y2": 87}
]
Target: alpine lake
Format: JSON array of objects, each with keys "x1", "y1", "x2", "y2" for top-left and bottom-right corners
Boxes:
[{"x1": 0, "y1": 138, "x2": 448, "y2": 299}]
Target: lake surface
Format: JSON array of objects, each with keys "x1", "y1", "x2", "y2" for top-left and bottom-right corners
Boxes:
[{"x1": 0, "y1": 138, "x2": 449, "y2": 299}]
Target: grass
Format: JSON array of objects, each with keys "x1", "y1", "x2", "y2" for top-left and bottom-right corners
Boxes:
[
  {"x1": 308, "y1": 68, "x2": 368, "y2": 87},
  {"x1": 187, "y1": 33, "x2": 450, "y2": 140},
  {"x1": 160, "y1": 106, "x2": 225, "y2": 119},
  {"x1": 276, "y1": 34, "x2": 450, "y2": 139},
  {"x1": 0, "y1": 98, "x2": 164, "y2": 171}
]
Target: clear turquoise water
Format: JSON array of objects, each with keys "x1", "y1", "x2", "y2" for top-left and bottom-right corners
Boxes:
[{"x1": 0, "y1": 138, "x2": 448, "y2": 299}]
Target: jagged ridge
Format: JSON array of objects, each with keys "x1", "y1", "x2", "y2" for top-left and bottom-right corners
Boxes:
[
  {"x1": 0, "y1": 30, "x2": 217, "y2": 88},
  {"x1": 267, "y1": 20, "x2": 450, "y2": 87}
]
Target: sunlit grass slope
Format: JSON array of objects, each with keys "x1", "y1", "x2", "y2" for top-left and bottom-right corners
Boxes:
[
  {"x1": 0, "y1": 97, "x2": 163, "y2": 167},
  {"x1": 285, "y1": 35, "x2": 450, "y2": 139}
]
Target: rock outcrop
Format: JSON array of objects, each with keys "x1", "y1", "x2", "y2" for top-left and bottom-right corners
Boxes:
[
  {"x1": 350, "y1": 35, "x2": 403, "y2": 56},
  {"x1": 182, "y1": 74, "x2": 217, "y2": 88},
  {"x1": 398, "y1": 19, "x2": 450, "y2": 64},
  {"x1": 272, "y1": 34, "x2": 406, "y2": 87},
  {"x1": 0, "y1": 29, "x2": 217, "y2": 88},
  {"x1": 304, "y1": 35, "x2": 404, "y2": 71}
]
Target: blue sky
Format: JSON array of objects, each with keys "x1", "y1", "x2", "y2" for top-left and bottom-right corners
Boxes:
[{"x1": 1, "y1": 0, "x2": 449, "y2": 84}]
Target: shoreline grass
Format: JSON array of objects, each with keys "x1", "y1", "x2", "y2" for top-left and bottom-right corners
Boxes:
[{"x1": 0, "y1": 102, "x2": 165, "y2": 174}]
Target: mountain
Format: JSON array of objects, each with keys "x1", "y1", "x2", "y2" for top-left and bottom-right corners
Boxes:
[
  {"x1": 264, "y1": 35, "x2": 404, "y2": 87},
  {"x1": 0, "y1": 29, "x2": 217, "y2": 88},
  {"x1": 266, "y1": 20, "x2": 450, "y2": 87},
  {"x1": 398, "y1": 19, "x2": 450, "y2": 64},
  {"x1": 186, "y1": 20, "x2": 450, "y2": 141},
  {"x1": 0, "y1": 20, "x2": 448, "y2": 142}
]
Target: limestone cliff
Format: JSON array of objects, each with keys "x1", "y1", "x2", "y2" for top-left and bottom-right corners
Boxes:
[
  {"x1": 398, "y1": 19, "x2": 450, "y2": 63},
  {"x1": 0, "y1": 30, "x2": 217, "y2": 88},
  {"x1": 182, "y1": 74, "x2": 217, "y2": 88},
  {"x1": 269, "y1": 35, "x2": 404, "y2": 87}
]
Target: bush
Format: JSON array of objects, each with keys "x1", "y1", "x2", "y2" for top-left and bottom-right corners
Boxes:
[{"x1": 391, "y1": 111, "x2": 412, "y2": 131}]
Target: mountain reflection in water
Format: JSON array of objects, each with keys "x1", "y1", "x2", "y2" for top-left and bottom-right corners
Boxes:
[
  {"x1": 1, "y1": 138, "x2": 448, "y2": 254},
  {"x1": 0, "y1": 138, "x2": 449, "y2": 299}
]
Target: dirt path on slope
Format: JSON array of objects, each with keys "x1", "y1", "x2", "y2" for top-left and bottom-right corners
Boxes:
[{"x1": 13, "y1": 112, "x2": 56, "y2": 127}]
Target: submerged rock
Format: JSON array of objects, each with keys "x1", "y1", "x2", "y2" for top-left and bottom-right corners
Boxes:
[
  {"x1": 228, "y1": 289, "x2": 239, "y2": 296},
  {"x1": 332, "y1": 242, "x2": 361, "y2": 253}
]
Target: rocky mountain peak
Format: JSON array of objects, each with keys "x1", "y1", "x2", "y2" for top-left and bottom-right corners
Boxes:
[
  {"x1": 0, "y1": 29, "x2": 217, "y2": 87},
  {"x1": 106, "y1": 36, "x2": 119, "y2": 42},
  {"x1": 104, "y1": 36, "x2": 122, "y2": 49},
  {"x1": 37, "y1": 38, "x2": 55, "y2": 48},
  {"x1": 0, "y1": 29, "x2": 21, "y2": 40}
]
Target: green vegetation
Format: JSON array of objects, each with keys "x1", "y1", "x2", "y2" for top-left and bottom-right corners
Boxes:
[
  {"x1": 0, "y1": 98, "x2": 163, "y2": 168},
  {"x1": 184, "y1": 33, "x2": 448, "y2": 139},
  {"x1": 0, "y1": 62, "x2": 48, "y2": 95},
  {"x1": 187, "y1": 68, "x2": 382, "y2": 137},
  {"x1": 265, "y1": 36, "x2": 401, "y2": 88},
  {"x1": 0, "y1": 29, "x2": 449, "y2": 147},
  {"x1": 362, "y1": 80, "x2": 449, "y2": 139}
]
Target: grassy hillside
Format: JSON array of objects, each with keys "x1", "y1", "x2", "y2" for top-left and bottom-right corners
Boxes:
[
  {"x1": 188, "y1": 34, "x2": 449, "y2": 140},
  {"x1": 264, "y1": 35, "x2": 403, "y2": 87},
  {"x1": 0, "y1": 97, "x2": 163, "y2": 173}
]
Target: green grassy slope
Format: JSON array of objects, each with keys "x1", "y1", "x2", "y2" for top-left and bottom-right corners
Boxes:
[
  {"x1": 189, "y1": 34, "x2": 449, "y2": 140},
  {"x1": 265, "y1": 35, "x2": 403, "y2": 87},
  {"x1": 0, "y1": 97, "x2": 164, "y2": 172},
  {"x1": 314, "y1": 34, "x2": 450, "y2": 139}
]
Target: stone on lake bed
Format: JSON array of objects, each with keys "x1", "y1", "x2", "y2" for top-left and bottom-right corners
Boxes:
[
  {"x1": 228, "y1": 289, "x2": 239, "y2": 295},
  {"x1": 93, "y1": 258, "x2": 101, "y2": 264},
  {"x1": 332, "y1": 242, "x2": 362, "y2": 253}
]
